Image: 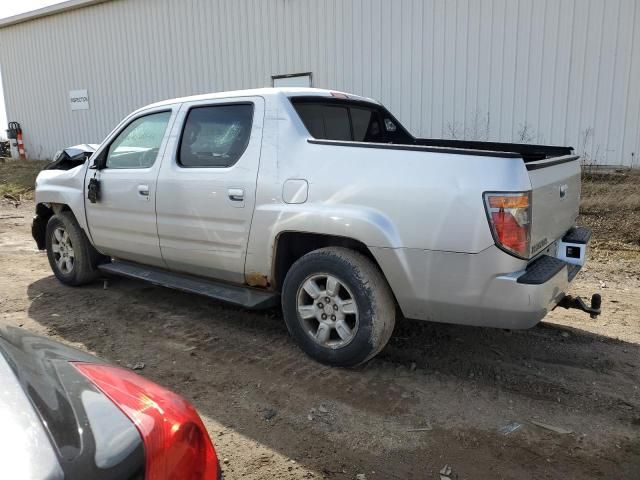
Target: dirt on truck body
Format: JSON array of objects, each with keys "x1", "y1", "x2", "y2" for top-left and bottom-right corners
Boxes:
[{"x1": 0, "y1": 195, "x2": 639, "y2": 479}]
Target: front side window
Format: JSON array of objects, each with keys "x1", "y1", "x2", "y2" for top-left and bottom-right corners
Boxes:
[
  {"x1": 106, "y1": 111, "x2": 172, "y2": 169},
  {"x1": 178, "y1": 104, "x2": 254, "y2": 168}
]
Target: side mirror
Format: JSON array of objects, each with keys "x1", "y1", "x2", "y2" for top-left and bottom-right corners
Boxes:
[
  {"x1": 87, "y1": 177, "x2": 100, "y2": 203},
  {"x1": 89, "y1": 151, "x2": 106, "y2": 170}
]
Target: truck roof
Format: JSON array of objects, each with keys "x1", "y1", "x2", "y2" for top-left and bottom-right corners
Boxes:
[{"x1": 141, "y1": 87, "x2": 379, "y2": 112}]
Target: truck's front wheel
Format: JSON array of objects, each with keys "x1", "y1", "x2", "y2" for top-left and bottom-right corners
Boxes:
[
  {"x1": 282, "y1": 247, "x2": 396, "y2": 367},
  {"x1": 46, "y1": 212, "x2": 102, "y2": 286}
]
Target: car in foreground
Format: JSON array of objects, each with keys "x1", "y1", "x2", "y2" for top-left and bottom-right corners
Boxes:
[
  {"x1": 33, "y1": 87, "x2": 591, "y2": 367},
  {"x1": 0, "y1": 326, "x2": 221, "y2": 479}
]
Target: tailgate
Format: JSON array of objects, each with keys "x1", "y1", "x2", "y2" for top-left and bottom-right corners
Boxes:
[{"x1": 527, "y1": 155, "x2": 581, "y2": 256}]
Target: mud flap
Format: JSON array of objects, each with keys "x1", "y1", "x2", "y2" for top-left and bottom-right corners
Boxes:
[{"x1": 31, "y1": 211, "x2": 50, "y2": 250}]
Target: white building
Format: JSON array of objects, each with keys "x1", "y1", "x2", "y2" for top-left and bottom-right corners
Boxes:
[{"x1": 0, "y1": 0, "x2": 638, "y2": 166}]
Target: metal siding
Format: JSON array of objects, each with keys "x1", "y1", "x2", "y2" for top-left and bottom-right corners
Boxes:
[{"x1": 0, "y1": 0, "x2": 638, "y2": 166}]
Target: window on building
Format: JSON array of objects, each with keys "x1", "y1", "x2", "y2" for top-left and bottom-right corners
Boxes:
[
  {"x1": 178, "y1": 104, "x2": 254, "y2": 168},
  {"x1": 106, "y1": 111, "x2": 171, "y2": 169}
]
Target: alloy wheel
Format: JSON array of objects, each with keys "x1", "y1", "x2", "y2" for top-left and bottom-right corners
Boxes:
[{"x1": 296, "y1": 274, "x2": 359, "y2": 349}]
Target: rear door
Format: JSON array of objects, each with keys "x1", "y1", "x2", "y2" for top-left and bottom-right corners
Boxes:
[
  {"x1": 527, "y1": 156, "x2": 581, "y2": 255},
  {"x1": 85, "y1": 108, "x2": 176, "y2": 267},
  {"x1": 155, "y1": 96, "x2": 264, "y2": 283}
]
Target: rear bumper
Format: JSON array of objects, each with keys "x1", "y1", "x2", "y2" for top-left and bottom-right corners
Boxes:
[
  {"x1": 371, "y1": 227, "x2": 590, "y2": 329},
  {"x1": 485, "y1": 256, "x2": 574, "y2": 328},
  {"x1": 517, "y1": 254, "x2": 579, "y2": 285}
]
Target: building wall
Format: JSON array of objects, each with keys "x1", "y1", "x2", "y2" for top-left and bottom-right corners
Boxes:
[{"x1": 0, "y1": 0, "x2": 639, "y2": 165}]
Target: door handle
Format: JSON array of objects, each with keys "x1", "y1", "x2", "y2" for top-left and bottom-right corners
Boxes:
[
  {"x1": 227, "y1": 188, "x2": 244, "y2": 202},
  {"x1": 138, "y1": 185, "x2": 150, "y2": 197}
]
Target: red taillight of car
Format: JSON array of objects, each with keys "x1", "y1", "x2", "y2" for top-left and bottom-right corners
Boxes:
[
  {"x1": 484, "y1": 192, "x2": 531, "y2": 258},
  {"x1": 72, "y1": 362, "x2": 219, "y2": 480}
]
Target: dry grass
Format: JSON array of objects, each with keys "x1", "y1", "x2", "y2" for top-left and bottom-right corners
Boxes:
[
  {"x1": 579, "y1": 169, "x2": 640, "y2": 248},
  {"x1": 0, "y1": 160, "x2": 48, "y2": 200}
]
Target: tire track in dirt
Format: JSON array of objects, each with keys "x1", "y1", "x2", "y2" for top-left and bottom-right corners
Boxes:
[{"x1": 26, "y1": 272, "x2": 640, "y2": 438}]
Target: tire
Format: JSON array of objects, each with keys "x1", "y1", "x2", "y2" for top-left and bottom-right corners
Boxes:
[
  {"x1": 46, "y1": 211, "x2": 103, "y2": 286},
  {"x1": 282, "y1": 247, "x2": 396, "y2": 367}
]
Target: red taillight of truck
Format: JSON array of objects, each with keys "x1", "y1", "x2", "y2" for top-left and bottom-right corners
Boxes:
[
  {"x1": 484, "y1": 192, "x2": 531, "y2": 258},
  {"x1": 72, "y1": 362, "x2": 220, "y2": 480}
]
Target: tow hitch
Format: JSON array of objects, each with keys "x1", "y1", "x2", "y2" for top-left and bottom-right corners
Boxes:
[{"x1": 558, "y1": 293, "x2": 602, "y2": 318}]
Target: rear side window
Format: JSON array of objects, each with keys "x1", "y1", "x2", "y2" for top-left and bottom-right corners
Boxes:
[
  {"x1": 293, "y1": 101, "x2": 385, "y2": 143},
  {"x1": 294, "y1": 104, "x2": 352, "y2": 141},
  {"x1": 350, "y1": 107, "x2": 384, "y2": 142},
  {"x1": 178, "y1": 103, "x2": 253, "y2": 168}
]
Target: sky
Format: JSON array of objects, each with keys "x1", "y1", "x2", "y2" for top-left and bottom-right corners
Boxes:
[
  {"x1": 1, "y1": 1, "x2": 67, "y2": 138},
  {"x1": 0, "y1": 0, "x2": 68, "y2": 20}
]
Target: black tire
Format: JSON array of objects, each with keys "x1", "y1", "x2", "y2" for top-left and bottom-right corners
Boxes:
[
  {"x1": 282, "y1": 247, "x2": 396, "y2": 367},
  {"x1": 46, "y1": 211, "x2": 103, "y2": 286}
]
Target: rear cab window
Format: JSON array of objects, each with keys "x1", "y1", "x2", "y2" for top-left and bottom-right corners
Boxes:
[{"x1": 290, "y1": 97, "x2": 412, "y2": 144}]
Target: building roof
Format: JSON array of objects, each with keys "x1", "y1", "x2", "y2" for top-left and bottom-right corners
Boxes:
[{"x1": 0, "y1": 0, "x2": 111, "y2": 29}]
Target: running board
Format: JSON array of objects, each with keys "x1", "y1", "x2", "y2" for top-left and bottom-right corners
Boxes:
[{"x1": 98, "y1": 261, "x2": 279, "y2": 310}]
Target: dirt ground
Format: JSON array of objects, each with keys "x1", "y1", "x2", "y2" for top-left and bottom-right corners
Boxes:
[{"x1": 1, "y1": 197, "x2": 639, "y2": 479}]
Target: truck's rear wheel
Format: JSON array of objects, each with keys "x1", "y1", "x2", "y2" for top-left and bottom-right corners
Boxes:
[
  {"x1": 46, "y1": 212, "x2": 102, "y2": 286},
  {"x1": 282, "y1": 247, "x2": 396, "y2": 367}
]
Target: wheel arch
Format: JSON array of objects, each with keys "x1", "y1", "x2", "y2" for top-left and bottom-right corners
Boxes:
[
  {"x1": 245, "y1": 205, "x2": 404, "y2": 290},
  {"x1": 33, "y1": 202, "x2": 75, "y2": 250},
  {"x1": 271, "y1": 231, "x2": 384, "y2": 291},
  {"x1": 35, "y1": 166, "x2": 89, "y2": 233}
]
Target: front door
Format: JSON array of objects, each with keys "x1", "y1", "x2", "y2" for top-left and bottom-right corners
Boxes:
[
  {"x1": 155, "y1": 97, "x2": 264, "y2": 283},
  {"x1": 85, "y1": 108, "x2": 175, "y2": 267}
]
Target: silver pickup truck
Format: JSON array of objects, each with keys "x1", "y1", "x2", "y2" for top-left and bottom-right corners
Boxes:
[{"x1": 33, "y1": 87, "x2": 591, "y2": 366}]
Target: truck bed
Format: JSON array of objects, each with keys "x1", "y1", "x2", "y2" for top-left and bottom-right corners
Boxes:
[
  {"x1": 413, "y1": 139, "x2": 573, "y2": 163},
  {"x1": 290, "y1": 95, "x2": 574, "y2": 164}
]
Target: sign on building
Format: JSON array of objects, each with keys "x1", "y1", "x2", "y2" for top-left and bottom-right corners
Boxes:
[{"x1": 69, "y1": 89, "x2": 89, "y2": 111}]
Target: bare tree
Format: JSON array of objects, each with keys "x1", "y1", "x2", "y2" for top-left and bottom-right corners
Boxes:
[
  {"x1": 516, "y1": 123, "x2": 537, "y2": 144},
  {"x1": 445, "y1": 121, "x2": 463, "y2": 140}
]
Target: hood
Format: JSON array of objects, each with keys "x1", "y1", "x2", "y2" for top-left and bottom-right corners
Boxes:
[{"x1": 45, "y1": 144, "x2": 99, "y2": 171}]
